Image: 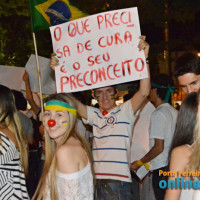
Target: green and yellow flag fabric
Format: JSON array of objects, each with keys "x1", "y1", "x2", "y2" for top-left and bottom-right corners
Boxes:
[{"x1": 28, "y1": 0, "x2": 88, "y2": 32}]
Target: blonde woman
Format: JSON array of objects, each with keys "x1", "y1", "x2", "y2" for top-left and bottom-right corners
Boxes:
[
  {"x1": 0, "y1": 85, "x2": 29, "y2": 199},
  {"x1": 33, "y1": 93, "x2": 94, "y2": 200}
]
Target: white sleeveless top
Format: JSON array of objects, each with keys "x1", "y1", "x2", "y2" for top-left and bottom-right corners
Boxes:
[
  {"x1": 179, "y1": 144, "x2": 194, "y2": 200},
  {"x1": 193, "y1": 190, "x2": 200, "y2": 200},
  {"x1": 45, "y1": 162, "x2": 94, "y2": 200}
]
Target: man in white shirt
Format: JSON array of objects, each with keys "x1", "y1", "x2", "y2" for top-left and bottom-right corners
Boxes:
[{"x1": 131, "y1": 74, "x2": 178, "y2": 200}]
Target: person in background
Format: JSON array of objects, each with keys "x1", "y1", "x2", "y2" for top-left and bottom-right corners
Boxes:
[
  {"x1": 174, "y1": 102, "x2": 180, "y2": 110},
  {"x1": 0, "y1": 84, "x2": 29, "y2": 199},
  {"x1": 33, "y1": 93, "x2": 94, "y2": 200},
  {"x1": 131, "y1": 74, "x2": 178, "y2": 200},
  {"x1": 12, "y1": 90, "x2": 34, "y2": 145},
  {"x1": 123, "y1": 81, "x2": 156, "y2": 200},
  {"x1": 22, "y1": 71, "x2": 41, "y2": 117},
  {"x1": 174, "y1": 53, "x2": 200, "y2": 95},
  {"x1": 165, "y1": 92, "x2": 198, "y2": 200}
]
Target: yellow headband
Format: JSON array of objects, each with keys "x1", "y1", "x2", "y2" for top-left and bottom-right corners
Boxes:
[{"x1": 44, "y1": 100, "x2": 77, "y2": 116}]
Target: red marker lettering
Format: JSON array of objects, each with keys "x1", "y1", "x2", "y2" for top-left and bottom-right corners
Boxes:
[
  {"x1": 88, "y1": 56, "x2": 95, "y2": 67},
  {"x1": 77, "y1": 73, "x2": 84, "y2": 87},
  {"x1": 122, "y1": 59, "x2": 133, "y2": 76},
  {"x1": 120, "y1": 11, "x2": 129, "y2": 24},
  {"x1": 83, "y1": 71, "x2": 92, "y2": 86},
  {"x1": 107, "y1": 35, "x2": 113, "y2": 46},
  {"x1": 73, "y1": 62, "x2": 80, "y2": 70},
  {"x1": 60, "y1": 65, "x2": 67, "y2": 73},
  {"x1": 103, "y1": 52, "x2": 110, "y2": 62},
  {"x1": 135, "y1": 58, "x2": 145, "y2": 72},
  {"x1": 95, "y1": 55, "x2": 101, "y2": 64},
  {"x1": 107, "y1": 65, "x2": 115, "y2": 80},
  {"x1": 85, "y1": 40, "x2": 92, "y2": 51},
  {"x1": 124, "y1": 31, "x2": 132, "y2": 43},
  {"x1": 60, "y1": 76, "x2": 69, "y2": 92},
  {"x1": 98, "y1": 67, "x2": 107, "y2": 82},
  {"x1": 97, "y1": 15, "x2": 104, "y2": 30},
  {"x1": 113, "y1": 63, "x2": 121, "y2": 78},
  {"x1": 56, "y1": 48, "x2": 62, "y2": 58},
  {"x1": 112, "y1": 12, "x2": 120, "y2": 26},
  {"x1": 70, "y1": 75, "x2": 77, "y2": 90},
  {"x1": 63, "y1": 45, "x2": 71, "y2": 57},
  {"x1": 105, "y1": 13, "x2": 112, "y2": 28},
  {"x1": 90, "y1": 70, "x2": 98, "y2": 84},
  {"x1": 114, "y1": 32, "x2": 123, "y2": 45},
  {"x1": 77, "y1": 43, "x2": 84, "y2": 54},
  {"x1": 98, "y1": 37, "x2": 106, "y2": 48},
  {"x1": 68, "y1": 22, "x2": 76, "y2": 37},
  {"x1": 54, "y1": 27, "x2": 62, "y2": 41},
  {"x1": 84, "y1": 19, "x2": 91, "y2": 33}
]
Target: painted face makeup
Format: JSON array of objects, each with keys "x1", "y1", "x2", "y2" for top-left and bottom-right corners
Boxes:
[
  {"x1": 110, "y1": 94, "x2": 115, "y2": 100},
  {"x1": 94, "y1": 87, "x2": 117, "y2": 113},
  {"x1": 96, "y1": 96, "x2": 100, "y2": 101},
  {"x1": 61, "y1": 121, "x2": 68, "y2": 126}
]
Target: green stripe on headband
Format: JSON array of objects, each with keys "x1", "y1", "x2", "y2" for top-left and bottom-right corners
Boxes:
[
  {"x1": 44, "y1": 100, "x2": 77, "y2": 116},
  {"x1": 151, "y1": 82, "x2": 175, "y2": 103}
]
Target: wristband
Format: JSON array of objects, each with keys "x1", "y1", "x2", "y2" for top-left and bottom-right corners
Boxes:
[
  {"x1": 137, "y1": 160, "x2": 144, "y2": 167},
  {"x1": 146, "y1": 57, "x2": 150, "y2": 64},
  {"x1": 137, "y1": 160, "x2": 150, "y2": 170}
]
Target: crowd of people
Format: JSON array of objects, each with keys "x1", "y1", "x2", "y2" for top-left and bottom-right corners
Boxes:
[{"x1": 1, "y1": 36, "x2": 200, "y2": 200}]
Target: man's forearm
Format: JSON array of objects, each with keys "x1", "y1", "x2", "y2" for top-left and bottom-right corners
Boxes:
[
  {"x1": 141, "y1": 144, "x2": 162, "y2": 164},
  {"x1": 139, "y1": 63, "x2": 150, "y2": 98}
]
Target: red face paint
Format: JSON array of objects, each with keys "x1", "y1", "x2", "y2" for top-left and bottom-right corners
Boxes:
[{"x1": 48, "y1": 119, "x2": 56, "y2": 127}]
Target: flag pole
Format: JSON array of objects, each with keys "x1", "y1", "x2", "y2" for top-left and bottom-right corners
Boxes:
[{"x1": 32, "y1": 32, "x2": 44, "y2": 119}]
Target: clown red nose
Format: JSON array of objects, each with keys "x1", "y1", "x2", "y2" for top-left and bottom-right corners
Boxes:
[{"x1": 48, "y1": 119, "x2": 56, "y2": 127}]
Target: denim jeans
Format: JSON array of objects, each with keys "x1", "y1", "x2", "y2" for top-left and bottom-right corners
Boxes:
[{"x1": 96, "y1": 179, "x2": 133, "y2": 200}]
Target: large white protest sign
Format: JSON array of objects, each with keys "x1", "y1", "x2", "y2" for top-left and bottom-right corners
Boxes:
[
  {"x1": 50, "y1": 7, "x2": 148, "y2": 93},
  {"x1": 21, "y1": 54, "x2": 56, "y2": 94},
  {"x1": 0, "y1": 65, "x2": 25, "y2": 90}
]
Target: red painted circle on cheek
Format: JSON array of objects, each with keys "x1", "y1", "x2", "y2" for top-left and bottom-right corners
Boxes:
[{"x1": 48, "y1": 119, "x2": 56, "y2": 127}]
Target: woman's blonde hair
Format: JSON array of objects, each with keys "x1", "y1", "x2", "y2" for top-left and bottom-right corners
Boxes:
[
  {"x1": 33, "y1": 93, "x2": 93, "y2": 200},
  {"x1": 189, "y1": 92, "x2": 200, "y2": 179},
  {"x1": 0, "y1": 85, "x2": 28, "y2": 176}
]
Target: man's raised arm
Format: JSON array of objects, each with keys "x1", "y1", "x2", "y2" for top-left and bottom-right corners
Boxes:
[{"x1": 131, "y1": 36, "x2": 150, "y2": 114}]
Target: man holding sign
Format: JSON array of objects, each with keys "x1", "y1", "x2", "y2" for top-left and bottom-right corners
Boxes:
[
  {"x1": 50, "y1": 7, "x2": 150, "y2": 199},
  {"x1": 50, "y1": 7, "x2": 149, "y2": 93},
  {"x1": 50, "y1": 35, "x2": 150, "y2": 199}
]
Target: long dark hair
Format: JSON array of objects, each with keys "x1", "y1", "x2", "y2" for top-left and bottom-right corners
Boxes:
[
  {"x1": 169, "y1": 92, "x2": 198, "y2": 158},
  {"x1": 0, "y1": 84, "x2": 28, "y2": 175}
]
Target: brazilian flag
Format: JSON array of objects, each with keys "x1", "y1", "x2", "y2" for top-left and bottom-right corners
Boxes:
[{"x1": 29, "y1": 0, "x2": 88, "y2": 33}]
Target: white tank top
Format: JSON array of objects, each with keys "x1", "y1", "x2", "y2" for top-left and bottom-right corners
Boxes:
[
  {"x1": 179, "y1": 144, "x2": 194, "y2": 200},
  {"x1": 45, "y1": 162, "x2": 94, "y2": 200}
]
